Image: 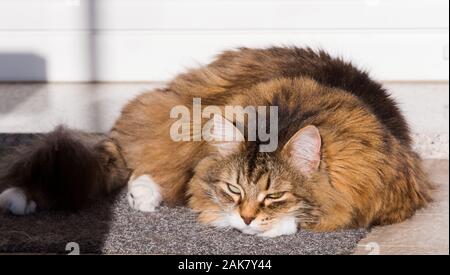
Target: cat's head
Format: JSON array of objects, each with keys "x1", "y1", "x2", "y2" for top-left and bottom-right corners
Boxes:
[{"x1": 188, "y1": 115, "x2": 324, "y2": 237}]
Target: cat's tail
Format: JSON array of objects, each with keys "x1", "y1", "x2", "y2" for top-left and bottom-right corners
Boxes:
[{"x1": 0, "y1": 126, "x2": 130, "y2": 215}]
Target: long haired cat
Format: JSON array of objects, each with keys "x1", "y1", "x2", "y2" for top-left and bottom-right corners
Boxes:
[{"x1": 0, "y1": 47, "x2": 432, "y2": 237}]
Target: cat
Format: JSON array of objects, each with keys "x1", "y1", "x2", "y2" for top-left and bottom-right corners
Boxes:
[{"x1": 0, "y1": 47, "x2": 432, "y2": 237}]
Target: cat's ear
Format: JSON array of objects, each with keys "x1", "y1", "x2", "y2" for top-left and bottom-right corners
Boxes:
[
  {"x1": 204, "y1": 114, "x2": 245, "y2": 157},
  {"x1": 282, "y1": 125, "x2": 322, "y2": 175}
]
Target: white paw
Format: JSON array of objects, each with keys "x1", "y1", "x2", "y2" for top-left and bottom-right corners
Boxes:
[
  {"x1": 257, "y1": 216, "x2": 298, "y2": 238},
  {"x1": 0, "y1": 187, "x2": 37, "y2": 215},
  {"x1": 127, "y1": 175, "x2": 162, "y2": 212}
]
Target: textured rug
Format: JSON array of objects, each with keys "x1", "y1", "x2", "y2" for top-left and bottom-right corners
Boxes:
[{"x1": 0, "y1": 134, "x2": 367, "y2": 255}]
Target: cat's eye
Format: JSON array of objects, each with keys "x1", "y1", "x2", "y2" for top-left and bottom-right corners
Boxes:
[
  {"x1": 266, "y1": 192, "x2": 286, "y2": 200},
  {"x1": 227, "y1": 184, "x2": 241, "y2": 195}
]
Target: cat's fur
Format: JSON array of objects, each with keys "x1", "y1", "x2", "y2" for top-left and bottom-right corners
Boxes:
[
  {"x1": 0, "y1": 47, "x2": 432, "y2": 236},
  {"x1": 0, "y1": 127, "x2": 129, "y2": 213}
]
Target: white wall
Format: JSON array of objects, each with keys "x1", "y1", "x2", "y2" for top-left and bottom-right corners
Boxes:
[{"x1": 0, "y1": 0, "x2": 448, "y2": 82}]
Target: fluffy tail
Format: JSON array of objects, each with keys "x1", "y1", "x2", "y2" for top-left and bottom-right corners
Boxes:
[{"x1": 0, "y1": 126, "x2": 130, "y2": 215}]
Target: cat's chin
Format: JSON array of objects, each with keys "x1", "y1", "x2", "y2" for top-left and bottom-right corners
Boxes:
[
  {"x1": 210, "y1": 211, "x2": 298, "y2": 238},
  {"x1": 255, "y1": 216, "x2": 298, "y2": 238}
]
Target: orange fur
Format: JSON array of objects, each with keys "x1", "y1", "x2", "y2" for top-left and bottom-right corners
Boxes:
[{"x1": 110, "y1": 48, "x2": 432, "y2": 232}]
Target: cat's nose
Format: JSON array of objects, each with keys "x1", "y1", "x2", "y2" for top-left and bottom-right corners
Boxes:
[{"x1": 241, "y1": 215, "x2": 255, "y2": 225}]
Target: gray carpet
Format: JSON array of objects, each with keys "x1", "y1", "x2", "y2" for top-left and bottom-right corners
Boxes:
[{"x1": 0, "y1": 134, "x2": 367, "y2": 255}]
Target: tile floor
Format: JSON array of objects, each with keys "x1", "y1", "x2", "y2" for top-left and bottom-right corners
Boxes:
[{"x1": 354, "y1": 159, "x2": 449, "y2": 255}]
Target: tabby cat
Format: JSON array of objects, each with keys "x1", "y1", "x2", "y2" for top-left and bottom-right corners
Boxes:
[{"x1": 0, "y1": 47, "x2": 432, "y2": 237}]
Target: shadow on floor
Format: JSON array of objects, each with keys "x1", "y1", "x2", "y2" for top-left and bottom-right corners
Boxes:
[
  {"x1": 0, "y1": 53, "x2": 48, "y2": 114},
  {"x1": 0, "y1": 134, "x2": 116, "y2": 254}
]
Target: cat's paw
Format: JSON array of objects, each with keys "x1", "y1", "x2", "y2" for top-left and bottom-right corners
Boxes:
[
  {"x1": 0, "y1": 187, "x2": 37, "y2": 215},
  {"x1": 127, "y1": 175, "x2": 162, "y2": 212},
  {"x1": 257, "y1": 216, "x2": 298, "y2": 238}
]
